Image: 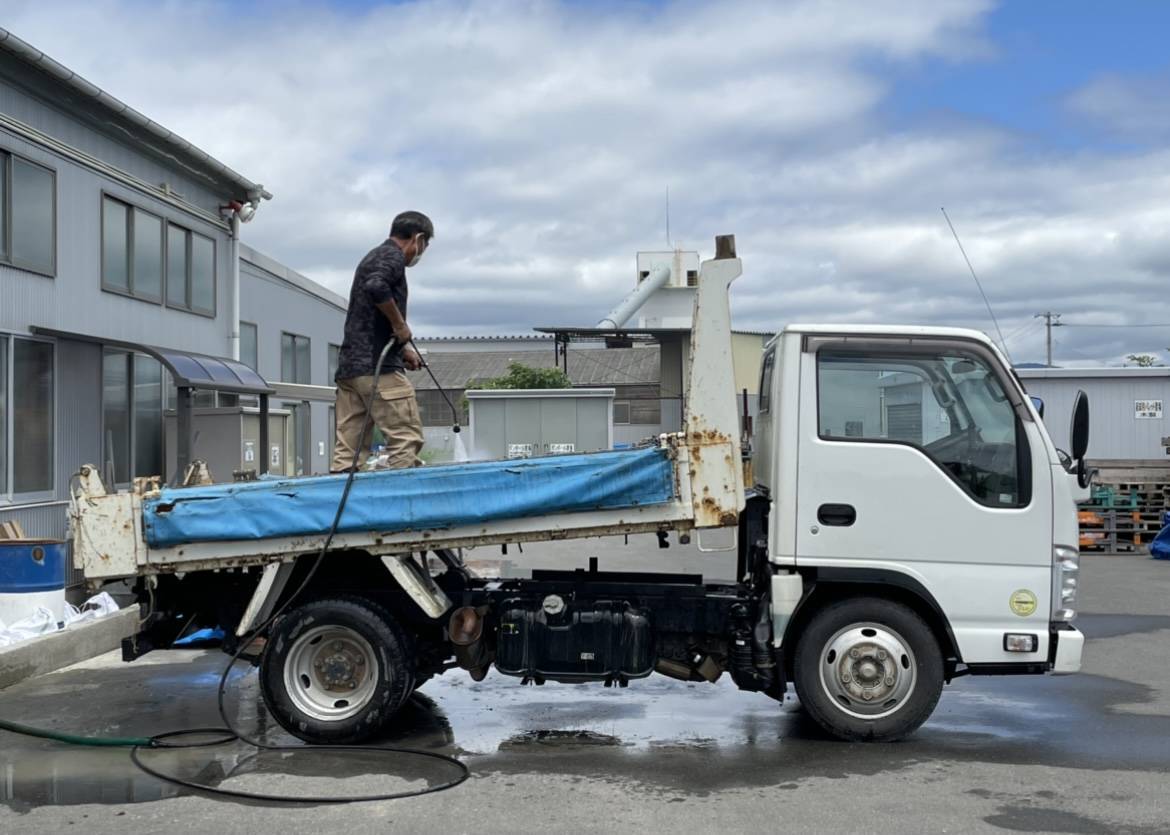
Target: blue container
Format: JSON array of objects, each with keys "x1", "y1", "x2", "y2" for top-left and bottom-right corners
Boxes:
[{"x1": 0, "y1": 541, "x2": 67, "y2": 592}]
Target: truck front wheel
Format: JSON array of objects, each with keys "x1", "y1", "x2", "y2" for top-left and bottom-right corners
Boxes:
[
  {"x1": 260, "y1": 597, "x2": 416, "y2": 744},
  {"x1": 793, "y1": 597, "x2": 943, "y2": 741}
]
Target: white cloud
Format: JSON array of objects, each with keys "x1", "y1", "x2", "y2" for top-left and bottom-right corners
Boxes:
[{"x1": 5, "y1": 0, "x2": 1170, "y2": 365}]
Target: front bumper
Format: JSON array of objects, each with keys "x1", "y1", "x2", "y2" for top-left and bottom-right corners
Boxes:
[{"x1": 1051, "y1": 624, "x2": 1084, "y2": 674}]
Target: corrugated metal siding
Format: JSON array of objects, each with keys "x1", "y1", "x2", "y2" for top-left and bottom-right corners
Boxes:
[
  {"x1": 241, "y1": 259, "x2": 346, "y2": 475},
  {"x1": 0, "y1": 127, "x2": 232, "y2": 355},
  {"x1": 0, "y1": 69, "x2": 225, "y2": 213},
  {"x1": 1021, "y1": 376, "x2": 1170, "y2": 460}
]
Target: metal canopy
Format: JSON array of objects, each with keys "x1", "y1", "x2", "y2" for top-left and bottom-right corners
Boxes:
[
  {"x1": 32, "y1": 327, "x2": 274, "y2": 482},
  {"x1": 31, "y1": 328, "x2": 274, "y2": 395}
]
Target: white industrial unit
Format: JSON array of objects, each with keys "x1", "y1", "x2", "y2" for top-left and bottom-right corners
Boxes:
[
  {"x1": 1017, "y1": 367, "x2": 1170, "y2": 460},
  {"x1": 466, "y1": 388, "x2": 615, "y2": 459}
]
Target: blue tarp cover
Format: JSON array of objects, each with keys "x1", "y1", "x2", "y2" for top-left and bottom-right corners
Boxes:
[
  {"x1": 1151, "y1": 515, "x2": 1170, "y2": 560},
  {"x1": 143, "y1": 447, "x2": 675, "y2": 548}
]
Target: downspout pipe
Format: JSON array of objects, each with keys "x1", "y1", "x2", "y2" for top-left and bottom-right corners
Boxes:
[
  {"x1": 596, "y1": 263, "x2": 671, "y2": 329},
  {"x1": 229, "y1": 211, "x2": 241, "y2": 360},
  {"x1": 224, "y1": 198, "x2": 262, "y2": 361}
]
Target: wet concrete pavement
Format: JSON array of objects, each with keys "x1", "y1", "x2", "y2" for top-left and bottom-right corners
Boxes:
[{"x1": 1, "y1": 547, "x2": 1169, "y2": 833}]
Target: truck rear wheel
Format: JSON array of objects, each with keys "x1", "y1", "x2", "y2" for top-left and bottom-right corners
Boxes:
[
  {"x1": 260, "y1": 597, "x2": 415, "y2": 744},
  {"x1": 793, "y1": 597, "x2": 942, "y2": 741}
]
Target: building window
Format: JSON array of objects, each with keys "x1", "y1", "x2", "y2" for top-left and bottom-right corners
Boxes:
[
  {"x1": 1, "y1": 336, "x2": 55, "y2": 497},
  {"x1": 101, "y1": 196, "x2": 163, "y2": 302},
  {"x1": 282, "y1": 401, "x2": 311, "y2": 476},
  {"x1": 240, "y1": 322, "x2": 259, "y2": 371},
  {"x1": 1, "y1": 152, "x2": 56, "y2": 275},
  {"x1": 281, "y1": 333, "x2": 311, "y2": 384},
  {"x1": 613, "y1": 401, "x2": 631, "y2": 424},
  {"x1": 328, "y1": 343, "x2": 340, "y2": 384},
  {"x1": 103, "y1": 351, "x2": 165, "y2": 484},
  {"x1": 165, "y1": 222, "x2": 215, "y2": 315}
]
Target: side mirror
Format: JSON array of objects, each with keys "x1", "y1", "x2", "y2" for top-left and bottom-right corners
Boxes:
[
  {"x1": 1030, "y1": 396, "x2": 1045, "y2": 420},
  {"x1": 1070, "y1": 391, "x2": 1089, "y2": 460},
  {"x1": 1070, "y1": 390, "x2": 1090, "y2": 487}
]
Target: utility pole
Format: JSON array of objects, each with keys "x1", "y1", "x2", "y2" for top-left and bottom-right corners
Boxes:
[{"x1": 1034, "y1": 312, "x2": 1062, "y2": 367}]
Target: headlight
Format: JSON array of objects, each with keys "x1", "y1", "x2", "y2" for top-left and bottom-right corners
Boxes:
[{"x1": 1052, "y1": 545, "x2": 1079, "y2": 622}]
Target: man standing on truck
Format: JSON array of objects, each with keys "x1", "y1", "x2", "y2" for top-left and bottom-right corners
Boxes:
[{"x1": 331, "y1": 211, "x2": 433, "y2": 472}]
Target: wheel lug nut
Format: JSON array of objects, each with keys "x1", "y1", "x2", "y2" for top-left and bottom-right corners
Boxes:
[
  {"x1": 349, "y1": 681, "x2": 356, "y2": 689},
  {"x1": 333, "y1": 642, "x2": 344, "y2": 651},
  {"x1": 863, "y1": 691, "x2": 873, "y2": 701},
  {"x1": 850, "y1": 649, "x2": 860, "y2": 659},
  {"x1": 885, "y1": 677, "x2": 895, "y2": 686},
  {"x1": 877, "y1": 650, "x2": 887, "y2": 661},
  {"x1": 356, "y1": 657, "x2": 365, "y2": 666},
  {"x1": 841, "y1": 674, "x2": 851, "y2": 683}
]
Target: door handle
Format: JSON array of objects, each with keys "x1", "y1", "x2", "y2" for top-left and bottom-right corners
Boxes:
[{"x1": 817, "y1": 503, "x2": 856, "y2": 527}]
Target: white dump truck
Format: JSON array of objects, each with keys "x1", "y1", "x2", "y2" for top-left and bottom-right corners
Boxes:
[{"x1": 70, "y1": 235, "x2": 1088, "y2": 743}]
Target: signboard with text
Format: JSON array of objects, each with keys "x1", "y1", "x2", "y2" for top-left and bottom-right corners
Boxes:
[{"x1": 1135, "y1": 400, "x2": 1163, "y2": 419}]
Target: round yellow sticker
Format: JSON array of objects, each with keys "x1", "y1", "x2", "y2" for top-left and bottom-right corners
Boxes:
[{"x1": 1010, "y1": 589, "x2": 1038, "y2": 617}]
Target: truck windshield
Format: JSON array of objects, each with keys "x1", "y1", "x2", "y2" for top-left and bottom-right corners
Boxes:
[{"x1": 817, "y1": 349, "x2": 1027, "y2": 508}]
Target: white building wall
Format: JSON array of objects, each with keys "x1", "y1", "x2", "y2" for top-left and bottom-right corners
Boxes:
[{"x1": 1018, "y1": 370, "x2": 1170, "y2": 460}]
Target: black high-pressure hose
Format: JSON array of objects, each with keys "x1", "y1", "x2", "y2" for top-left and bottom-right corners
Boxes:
[{"x1": 3, "y1": 338, "x2": 470, "y2": 804}]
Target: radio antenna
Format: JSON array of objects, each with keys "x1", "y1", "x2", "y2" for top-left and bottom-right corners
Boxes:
[{"x1": 941, "y1": 207, "x2": 1011, "y2": 362}]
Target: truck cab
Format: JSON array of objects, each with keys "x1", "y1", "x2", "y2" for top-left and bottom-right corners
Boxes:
[{"x1": 751, "y1": 325, "x2": 1086, "y2": 738}]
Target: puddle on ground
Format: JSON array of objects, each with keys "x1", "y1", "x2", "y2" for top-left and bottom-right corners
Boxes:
[{"x1": 3, "y1": 614, "x2": 1170, "y2": 808}]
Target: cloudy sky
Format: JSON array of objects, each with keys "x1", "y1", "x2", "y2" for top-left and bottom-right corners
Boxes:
[{"x1": 7, "y1": 0, "x2": 1170, "y2": 364}]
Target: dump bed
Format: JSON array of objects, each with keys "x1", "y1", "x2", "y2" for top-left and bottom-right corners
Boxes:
[{"x1": 71, "y1": 243, "x2": 746, "y2": 582}]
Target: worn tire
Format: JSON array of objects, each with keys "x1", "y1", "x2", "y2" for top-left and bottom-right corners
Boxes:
[
  {"x1": 260, "y1": 596, "x2": 415, "y2": 744},
  {"x1": 793, "y1": 597, "x2": 943, "y2": 742}
]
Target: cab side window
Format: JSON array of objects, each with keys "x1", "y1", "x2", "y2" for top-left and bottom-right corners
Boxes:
[{"x1": 817, "y1": 349, "x2": 1028, "y2": 508}]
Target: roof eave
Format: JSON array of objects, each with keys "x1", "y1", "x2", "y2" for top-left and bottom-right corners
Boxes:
[{"x1": 0, "y1": 27, "x2": 272, "y2": 203}]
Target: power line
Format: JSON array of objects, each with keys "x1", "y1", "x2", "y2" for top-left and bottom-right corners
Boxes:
[
  {"x1": 1003, "y1": 318, "x2": 1042, "y2": 342},
  {"x1": 940, "y1": 207, "x2": 1010, "y2": 361},
  {"x1": 1060, "y1": 322, "x2": 1170, "y2": 328}
]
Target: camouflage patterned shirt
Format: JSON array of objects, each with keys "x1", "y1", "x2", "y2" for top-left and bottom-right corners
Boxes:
[{"x1": 334, "y1": 239, "x2": 408, "y2": 381}]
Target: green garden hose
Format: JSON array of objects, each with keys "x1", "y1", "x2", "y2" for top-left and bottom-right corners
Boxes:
[{"x1": 0, "y1": 717, "x2": 153, "y2": 747}]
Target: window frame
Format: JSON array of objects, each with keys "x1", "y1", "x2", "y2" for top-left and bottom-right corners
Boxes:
[
  {"x1": 100, "y1": 192, "x2": 164, "y2": 304},
  {"x1": 0, "y1": 332, "x2": 57, "y2": 503},
  {"x1": 240, "y1": 321, "x2": 259, "y2": 372},
  {"x1": 162, "y1": 220, "x2": 217, "y2": 318},
  {"x1": 101, "y1": 349, "x2": 168, "y2": 487},
  {"x1": 812, "y1": 339, "x2": 1033, "y2": 510},
  {"x1": 0, "y1": 150, "x2": 57, "y2": 277},
  {"x1": 327, "y1": 343, "x2": 341, "y2": 384},
  {"x1": 281, "y1": 332, "x2": 312, "y2": 384}
]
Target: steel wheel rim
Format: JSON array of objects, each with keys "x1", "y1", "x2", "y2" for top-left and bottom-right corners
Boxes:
[
  {"x1": 818, "y1": 622, "x2": 917, "y2": 720},
  {"x1": 284, "y1": 625, "x2": 379, "y2": 722}
]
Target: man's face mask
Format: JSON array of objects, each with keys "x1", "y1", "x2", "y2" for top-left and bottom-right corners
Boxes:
[{"x1": 407, "y1": 234, "x2": 428, "y2": 267}]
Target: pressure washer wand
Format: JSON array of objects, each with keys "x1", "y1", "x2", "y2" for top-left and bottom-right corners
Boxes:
[{"x1": 410, "y1": 339, "x2": 461, "y2": 433}]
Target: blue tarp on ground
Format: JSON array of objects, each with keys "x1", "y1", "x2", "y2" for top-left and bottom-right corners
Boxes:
[
  {"x1": 143, "y1": 447, "x2": 675, "y2": 548},
  {"x1": 1151, "y1": 513, "x2": 1170, "y2": 560}
]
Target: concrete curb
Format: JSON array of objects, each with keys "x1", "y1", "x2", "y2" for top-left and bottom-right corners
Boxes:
[{"x1": 0, "y1": 606, "x2": 140, "y2": 690}]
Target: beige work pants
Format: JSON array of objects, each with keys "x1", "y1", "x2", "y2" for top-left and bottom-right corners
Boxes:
[{"x1": 331, "y1": 372, "x2": 424, "y2": 472}]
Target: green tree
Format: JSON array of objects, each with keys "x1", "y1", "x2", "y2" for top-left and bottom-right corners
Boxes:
[
  {"x1": 468, "y1": 362, "x2": 572, "y2": 390},
  {"x1": 1125, "y1": 353, "x2": 1163, "y2": 367}
]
